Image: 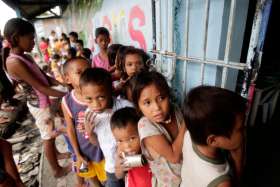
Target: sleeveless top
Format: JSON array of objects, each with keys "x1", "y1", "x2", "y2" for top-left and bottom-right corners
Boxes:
[
  {"x1": 62, "y1": 90, "x2": 104, "y2": 162},
  {"x1": 181, "y1": 131, "x2": 231, "y2": 187},
  {"x1": 6, "y1": 53, "x2": 51, "y2": 108},
  {"x1": 91, "y1": 53, "x2": 110, "y2": 71},
  {"x1": 138, "y1": 105, "x2": 183, "y2": 187}
]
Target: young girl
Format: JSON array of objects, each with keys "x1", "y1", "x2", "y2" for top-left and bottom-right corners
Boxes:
[
  {"x1": 92, "y1": 27, "x2": 112, "y2": 72},
  {"x1": 132, "y1": 71, "x2": 186, "y2": 187},
  {"x1": 3, "y1": 18, "x2": 70, "y2": 178},
  {"x1": 115, "y1": 47, "x2": 149, "y2": 93},
  {"x1": 79, "y1": 68, "x2": 133, "y2": 187}
]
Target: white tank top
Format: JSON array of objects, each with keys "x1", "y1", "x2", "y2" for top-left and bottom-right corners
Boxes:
[{"x1": 181, "y1": 131, "x2": 231, "y2": 187}]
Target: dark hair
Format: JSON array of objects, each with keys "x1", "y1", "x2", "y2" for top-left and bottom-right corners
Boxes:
[
  {"x1": 110, "y1": 107, "x2": 140, "y2": 130},
  {"x1": 79, "y1": 67, "x2": 113, "y2": 98},
  {"x1": 3, "y1": 18, "x2": 35, "y2": 47},
  {"x1": 2, "y1": 18, "x2": 35, "y2": 70},
  {"x1": 120, "y1": 75, "x2": 136, "y2": 100},
  {"x1": 81, "y1": 48, "x2": 92, "y2": 60},
  {"x1": 76, "y1": 39, "x2": 84, "y2": 47},
  {"x1": 69, "y1": 31, "x2": 78, "y2": 39},
  {"x1": 120, "y1": 46, "x2": 149, "y2": 79},
  {"x1": 67, "y1": 47, "x2": 77, "y2": 59},
  {"x1": 132, "y1": 71, "x2": 170, "y2": 111},
  {"x1": 52, "y1": 53, "x2": 60, "y2": 60},
  {"x1": 115, "y1": 45, "x2": 128, "y2": 71},
  {"x1": 108, "y1": 44, "x2": 123, "y2": 66},
  {"x1": 182, "y1": 86, "x2": 247, "y2": 145},
  {"x1": 95, "y1": 27, "x2": 110, "y2": 38},
  {"x1": 61, "y1": 33, "x2": 67, "y2": 40},
  {"x1": 62, "y1": 56, "x2": 89, "y2": 75}
]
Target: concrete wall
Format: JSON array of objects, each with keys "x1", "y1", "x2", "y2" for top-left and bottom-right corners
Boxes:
[{"x1": 34, "y1": 0, "x2": 153, "y2": 52}]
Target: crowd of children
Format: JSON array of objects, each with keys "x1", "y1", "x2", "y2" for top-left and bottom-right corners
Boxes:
[{"x1": 1, "y1": 17, "x2": 246, "y2": 187}]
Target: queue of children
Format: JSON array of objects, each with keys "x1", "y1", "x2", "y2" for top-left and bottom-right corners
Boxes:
[{"x1": 2, "y1": 17, "x2": 246, "y2": 187}]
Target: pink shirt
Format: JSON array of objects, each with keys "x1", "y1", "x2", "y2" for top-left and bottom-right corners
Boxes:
[{"x1": 91, "y1": 53, "x2": 110, "y2": 71}]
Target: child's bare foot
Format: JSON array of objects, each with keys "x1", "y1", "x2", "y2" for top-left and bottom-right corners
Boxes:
[
  {"x1": 57, "y1": 152, "x2": 71, "y2": 160},
  {"x1": 54, "y1": 164, "x2": 72, "y2": 178}
]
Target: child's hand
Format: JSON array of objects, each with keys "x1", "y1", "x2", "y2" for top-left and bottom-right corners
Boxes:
[
  {"x1": 76, "y1": 154, "x2": 88, "y2": 168},
  {"x1": 84, "y1": 111, "x2": 97, "y2": 133},
  {"x1": 76, "y1": 123, "x2": 85, "y2": 133}
]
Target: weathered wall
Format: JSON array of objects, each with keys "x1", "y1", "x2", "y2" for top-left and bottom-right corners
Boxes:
[{"x1": 34, "y1": 0, "x2": 153, "y2": 52}]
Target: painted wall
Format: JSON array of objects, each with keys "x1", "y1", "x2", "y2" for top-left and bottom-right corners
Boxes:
[
  {"x1": 170, "y1": 0, "x2": 249, "y2": 102},
  {"x1": 34, "y1": 0, "x2": 153, "y2": 53}
]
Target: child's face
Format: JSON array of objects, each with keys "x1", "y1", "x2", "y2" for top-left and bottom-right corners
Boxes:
[
  {"x1": 95, "y1": 34, "x2": 109, "y2": 50},
  {"x1": 65, "y1": 60, "x2": 90, "y2": 89},
  {"x1": 18, "y1": 33, "x2": 35, "y2": 52},
  {"x1": 138, "y1": 83, "x2": 170, "y2": 123},
  {"x1": 212, "y1": 114, "x2": 245, "y2": 151},
  {"x1": 81, "y1": 84, "x2": 110, "y2": 113},
  {"x1": 76, "y1": 43, "x2": 83, "y2": 51},
  {"x1": 112, "y1": 123, "x2": 141, "y2": 155},
  {"x1": 125, "y1": 54, "x2": 143, "y2": 77}
]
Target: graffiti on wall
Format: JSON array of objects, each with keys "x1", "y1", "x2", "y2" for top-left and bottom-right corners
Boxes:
[{"x1": 34, "y1": 0, "x2": 152, "y2": 52}]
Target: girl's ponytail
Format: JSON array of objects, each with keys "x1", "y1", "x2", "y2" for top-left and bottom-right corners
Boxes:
[{"x1": 1, "y1": 47, "x2": 10, "y2": 71}]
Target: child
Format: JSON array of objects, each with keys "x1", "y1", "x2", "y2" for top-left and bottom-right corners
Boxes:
[
  {"x1": 92, "y1": 27, "x2": 111, "y2": 72},
  {"x1": 61, "y1": 57, "x2": 106, "y2": 187},
  {"x1": 3, "y1": 18, "x2": 70, "y2": 178},
  {"x1": 132, "y1": 71, "x2": 186, "y2": 186},
  {"x1": 115, "y1": 47, "x2": 149, "y2": 93},
  {"x1": 76, "y1": 39, "x2": 84, "y2": 57},
  {"x1": 79, "y1": 68, "x2": 133, "y2": 187},
  {"x1": 111, "y1": 107, "x2": 152, "y2": 187},
  {"x1": 81, "y1": 48, "x2": 92, "y2": 61},
  {"x1": 181, "y1": 86, "x2": 246, "y2": 187},
  {"x1": 69, "y1": 31, "x2": 79, "y2": 49}
]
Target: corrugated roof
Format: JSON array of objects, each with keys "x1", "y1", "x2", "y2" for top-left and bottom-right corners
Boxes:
[{"x1": 2, "y1": 0, "x2": 68, "y2": 20}]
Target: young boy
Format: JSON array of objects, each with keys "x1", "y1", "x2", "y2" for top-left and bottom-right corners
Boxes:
[
  {"x1": 79, "y1": 68, "x2": 133, "y2": 187},
  {"x1": 92, "y1": 27, "x2": 111, "y2": 72},
  {"x1": 181, "y1": 86, "x2": 246, "y2": 187},
  {"x1": 111, "y1": 107, "x2": 152, "y2": 187},
  {"x1": 61, "y1": 57, "x2": 106, "y2": 187},
  {"x1": 76, "y1": 39, "x2": 84, "y2": 57}
]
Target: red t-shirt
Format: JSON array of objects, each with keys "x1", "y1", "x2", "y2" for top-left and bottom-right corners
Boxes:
[{"x1": 127, "y1": 164, "x2": 152, "y2": 187}]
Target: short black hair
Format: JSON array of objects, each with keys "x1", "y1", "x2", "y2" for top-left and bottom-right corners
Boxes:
[
  {"x1": 76, "y1": 39, "x2": 84, "y2": 47},
  {"x1": 69, "y1": 31, "x2": 78, "y2": 39},
  {"x1": 81, "y1": 48, "x2": 92, "y2": 60},
  {"x1": 182, "y1": 86, "x2": 247, "y2": 145},
  {"x1": 62, "y1": 57, "x2": 89, "y2": 75},
  {"x1": 67, "y1": 47, "x2": 77, "y2": 59},
  {"x1": 95, "y1": 27, "x2": 110, "y2": 38},
  {"x1": 132, "y1": 71, "x2": 170, "y2": 112},
  {"x1": 110, "y1": 107, "x2": 140, "y2": 130},
  {"x1": 108, "y1": 44, "x2": 123, "y2": 66},
  {"x1": 52, "y1": 53, "x2": 60, "y2": 60},
  {"x1": 79, "y1": 68, "x2": 113, "y2": 96}
]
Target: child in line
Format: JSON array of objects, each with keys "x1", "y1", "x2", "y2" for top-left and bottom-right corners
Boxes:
[
  {"x1": 92, "y1": 27, "x2": 112, "y2": 72},
  {"x1": 79, "y1": 68, "x2": 133, "y2": 187},
  {"x1": 3, "y1": 18, "x2": 70, "y2": 178},
  {"x1": 115, "y1": 47, "x2": 149, "y2": 93},
  {"x1": 132, "y1": 71, "x2": 186, "y2": 187},
  {"x1": 111, "y1": 107, "x2": 152, "y2": 187},
  {"x1": 76, "y1": 39, "x2": 84, "y2": 57},
  {"x1": 181, "y1": 86, "x2": 246, "y2": 187},
  {"x1": 61, "y1": 57, "x2": 106, "y2": 187},
  {"x1": 108, "y1": 44, "x2": 123, "y2": 81}
]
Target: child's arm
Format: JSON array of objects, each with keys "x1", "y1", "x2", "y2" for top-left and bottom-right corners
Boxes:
[
  {"x1": 7, "y1": 60, "x2": 65, "y2": 97},
  {"x1": 61, "y1": 103, "x2": 87, "y2": 164},
  {"x1": 114, "y1": 152, "x2": 126, "y2": 179},
  {"x1": 229, "y1": 143, "x2": 244, "y2": 185},
  {"x1": 0, "y1": 139, "x2": 25, "y2": 187},
  {"x1": 141, "y1": 120, "x2": 186, "y2": 163}
]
